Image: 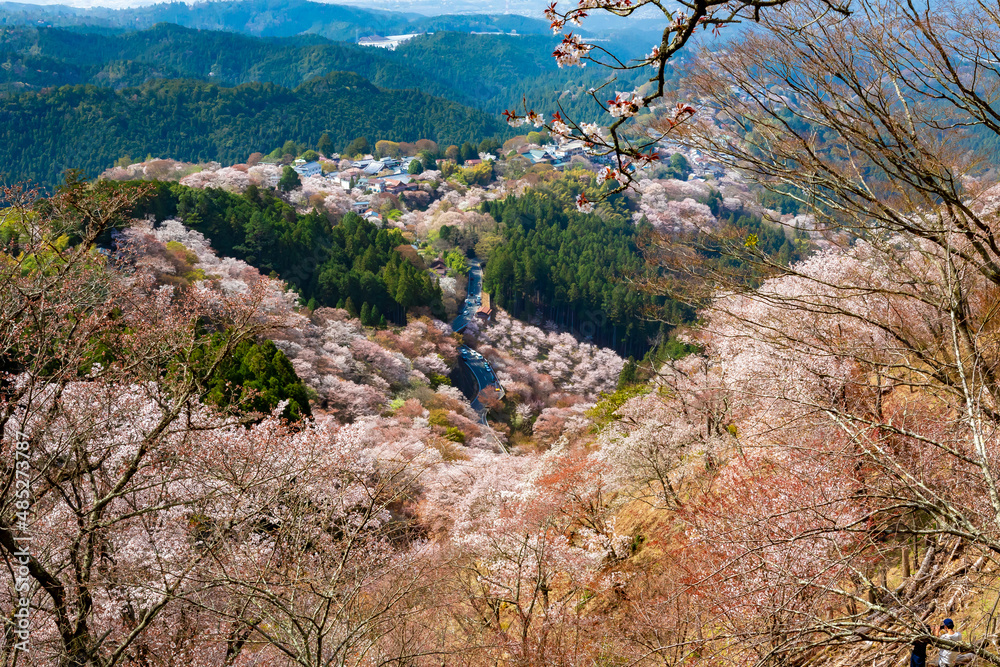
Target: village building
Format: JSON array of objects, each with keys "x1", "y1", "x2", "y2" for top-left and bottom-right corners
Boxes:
[
  {"x1": 293, "y1": 161, "x2": 322, "y2": 178},
  {"x1": 475, "y1": 293, "x2": 495, "y2": 322},
  {"x1": 428, "y1": 257, "x2": 448, "y2": 276}
]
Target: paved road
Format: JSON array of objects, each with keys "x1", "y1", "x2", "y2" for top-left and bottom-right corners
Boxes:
[
  {"x1": 451, "y1": 257, "x2": 482, "y2": 334},
  {"x1": 447, "y1": 257, "x2": 506, "y2": 450}
]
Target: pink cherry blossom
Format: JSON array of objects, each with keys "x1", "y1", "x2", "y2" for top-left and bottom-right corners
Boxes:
[
  {"x1": 607, "y1": 90, "x2": 644, "y2": 118},
  {"x1": 553, "y1": 32, "x2": 591, "y2": 68}
]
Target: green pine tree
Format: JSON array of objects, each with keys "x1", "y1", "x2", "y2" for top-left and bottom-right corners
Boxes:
[
  {"x1": 317, "y1": 132, "x2": 334, "y2": 157},
  {"x1": 278, "y1": 165, "x2": 301, "y2": 192}
]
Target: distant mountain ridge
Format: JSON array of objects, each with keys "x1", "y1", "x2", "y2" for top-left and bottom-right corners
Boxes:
[
  {"x1": 0, "y1": 0, "x2": 554, "y2": 39},
  {"x1": 0, "y1": 23, "x2": 634, "y2": 115},
  {"x1": 0, "y1": 71, "x2": 506, "y2": 186}
]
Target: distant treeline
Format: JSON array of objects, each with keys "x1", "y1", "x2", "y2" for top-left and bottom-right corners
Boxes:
[
  {"x1": 0, "y1": 71, "x2": 504, "y2": 187},
  {"x1": 0, "y1": 0, "x2": 553, "y2": 41},
  {"x1": 0, "y1": 24, "x2": 646, "y2": 117}
]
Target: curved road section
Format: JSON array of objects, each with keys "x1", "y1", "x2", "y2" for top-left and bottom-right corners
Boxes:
[{"x1": 450, "y1": 258, "x2": 506, "y2": 449}]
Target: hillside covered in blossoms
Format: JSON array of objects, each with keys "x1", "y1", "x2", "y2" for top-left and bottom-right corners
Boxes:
[{"x1": 5, "y1": 0, "x2": 1000, "y2": 665}]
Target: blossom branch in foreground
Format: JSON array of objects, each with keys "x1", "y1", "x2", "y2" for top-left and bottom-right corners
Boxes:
[{"x1": 507, "y1": 0, "x2": 850, "y2": 209}]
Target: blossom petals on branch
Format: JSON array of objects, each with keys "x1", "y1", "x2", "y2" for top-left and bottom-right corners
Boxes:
[
  {"x1": 607, "y1": 90, "x2": 644, "y2": 118},
  {"x1": 553, "y1": 32, "x2": 591, "y2": 68}
]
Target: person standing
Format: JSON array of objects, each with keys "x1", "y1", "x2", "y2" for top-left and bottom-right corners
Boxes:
[
  {"x1": 938, "y1": 618, "x2": 962, "y2": 667},
  {"x1": 910, "y1": 625, "x2": 931, "y2": 667}
]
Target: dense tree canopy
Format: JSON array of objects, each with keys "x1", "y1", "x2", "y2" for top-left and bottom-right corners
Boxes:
[
  {"x1": 200, "y1": 335, "x2": 311, "y2": 421},
  {"x1": 136, "y1": 182, "x2": 445, "y2": 321},
  {"x1": 0, "y1": 23, "x2": 649, "y2": 119},
  {"x1": 0, "y1": 72, "x2": 503, "y2": 187},
  {"x1": 482, "y1": 187, "x2": 687, "y2": 358}
]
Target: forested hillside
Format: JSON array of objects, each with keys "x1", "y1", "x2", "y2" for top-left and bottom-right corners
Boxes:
[
  {"x1": 0, "y1": 24, "x2": 634, "y2": 118},
  {"x1": 0, "y1": 72, "x2": 503, "y2": 186},
  {"x1": 483, "y1": 189, "x2": 682, "y2": 358},
  {"x1": 0, "y1": 0, "x2": 553, "y2": 39},
  {"x1": 135, "y1": 182, "x2": 445, "y2": 322}
]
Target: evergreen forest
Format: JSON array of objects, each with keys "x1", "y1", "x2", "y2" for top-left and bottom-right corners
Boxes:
[
  {"x1": 0, "y1": 72, "x2": 503, "y2": 187},
  {"x1": 136, "y1": 182, "x2": 445, "y2": 323}
]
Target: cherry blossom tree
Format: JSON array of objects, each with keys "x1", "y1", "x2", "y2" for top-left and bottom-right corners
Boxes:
[
  {"x1": 503, "y1": 0, "x2": 849, "y2": 207},
  {"x1": 440, "y1": 446, "x2": 628, "y2": 664},
  {"x1": 596, "y1": 354, "x2": 735, "y2": 510},
  {"x1": 471, "y1": 310, "x2": 624, "y2": 401},
  {"x1": 0, "y1": 184, "x2": 446, "y2": 666},
  {"x1": 656, "y1": 236, "x2": 1000, "y2": 665},
  {"x1": 0, "y1": 181, "x2": 287, "y2": 664}
]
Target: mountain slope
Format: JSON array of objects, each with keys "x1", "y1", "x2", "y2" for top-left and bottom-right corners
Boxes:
[
  {"x1": 0, "y1": 0, "x2": 553, "y2": 39},
  {"x1": 0, "y1": 23, "x2": 635, "y2": 116},
  {"x1": 0, "y1": 71, "x2": 505, "y2": 186}
]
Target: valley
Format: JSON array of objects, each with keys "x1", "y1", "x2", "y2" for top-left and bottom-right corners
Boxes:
[{"x1": 1, "y1": 1, "x2": 999, "y2": 666}]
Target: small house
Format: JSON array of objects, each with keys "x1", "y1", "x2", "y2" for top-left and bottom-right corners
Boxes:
[{"x1": 429, "y1": 258, "x2": 448, "y2": 276}]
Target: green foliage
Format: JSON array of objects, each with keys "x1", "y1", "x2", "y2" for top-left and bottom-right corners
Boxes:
[
  {"x1": 278, "y1": 165, "x2": 300, "y2": 192},
  {"x1": 649, "y1": 153, "x2": 693, "y2": 181},
  {"x1": 200, "y1": 336, "x2": 311, "y2": 422},
  {"x1": 429, "y1": 373, "x2": 451, "y2": 389},
  {"x1": 135, "y1": 182, "x2": 445, "y2": 321},
  {"x1": 647, "y1": 337, "x2": 699, "y2": 366},
  {"x1": 756, "y1": 185, "x2": 805, "y2": 215},
  {"x1": 462, "y1": 161, "x2": 493, "y2": 186},
  {"x1": 280, "y1": 140, "x2": 302, "y2": 158},
  {"x1": 586, "y1": 383, "x2": 653, "y2": 430},
  {"x1": 617, "y1": 357, "x2": 638, "y2": 390},
  {"x1": 459, "y1": 142, "x2": 477, "y2": 162},
  {"x1": 344, "y1": 136, "x2": 371, "y2": 157},
  {"x1": 0, "y1": 72, "x2": 504, "y2": 187},
  {"x1": 407, "y1": 159, "x2": 423, "y2": 175},
  {"x1": 444, "y1": 426, "x2": 466, "y2": 443},
  {"x1": 478, "y1": 137, "x2": 501, "y2": 154},
  {"x1": 443, "y1": 249, "x2": 469, "y2": 276},
  {"x1": 299, "y1": 149, "x2": 319, "y2": 162},
  {"x1": 428, "y1": 410, "x2": 450, "y2": 427},
  {"x1": 316, "y1": 132, "x2": 334, "y2": 157},
  {"x1": 481, "y1": 173, "x2": 694, "y2": 357},
  {"x1": 667, "y1": 153, "x2": 692, "y2": 180}
]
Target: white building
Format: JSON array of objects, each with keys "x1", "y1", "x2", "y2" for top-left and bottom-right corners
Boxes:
[{"x1": 293, "y1": 161, "x2": 322, "y2": 178}]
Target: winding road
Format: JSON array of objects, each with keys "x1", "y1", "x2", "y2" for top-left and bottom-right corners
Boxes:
[{"x1": 449, "y1": 258, "x2": 506, "y2": 450}]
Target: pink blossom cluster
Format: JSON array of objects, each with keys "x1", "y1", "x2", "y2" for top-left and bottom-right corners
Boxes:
[
  {"x1": 532, "y1": 402, "x2": 593, "y2": 445},
  {"x1": 552, "y1": 32, "x2": 592, "y2": 68},
  {"x1": 288, "y1": 175, "x2": 353, "y2": 214},
  {"x1": 272, "y1": 309, "x2": 465, "y2": 422},
  {"x1": 100, "y1": 158, "x2": 197, "y2": 182},
  {"x1": 6, "y1": 369, "x2": 472, "y2": 664},
  {"x1": 121, "y1": 219, "x2": 297, "y2": 311},
  {"x1": 468, "y1": 310, "x2": 625, "y2": 400},
  {"x1": 633, "y1": 189, "x2": 718, "y2": 233},
  {"x1": 607, "y1": 90, "x2": 644, "y2": 118},
  {"x1": 180, "y1": 165, "x2": 252, "y2": 191},
  {"x1": 595, "y1": 354, "x2": 736, "y2": 506}
]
